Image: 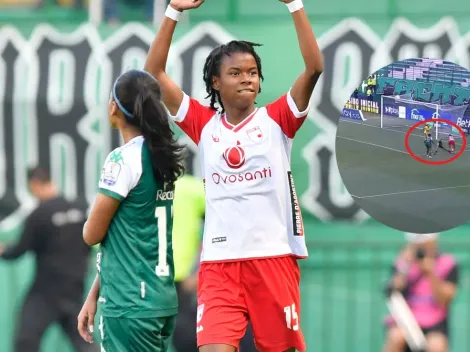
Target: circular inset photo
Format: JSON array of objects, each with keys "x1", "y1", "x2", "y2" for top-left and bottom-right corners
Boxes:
[{"x1": 336, "y1": 58, "x2": 470, "y2": 234}]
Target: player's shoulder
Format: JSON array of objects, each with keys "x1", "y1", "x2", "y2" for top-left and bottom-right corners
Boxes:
[
  {"x1": 107, "y1": 136, "x2": 144, "y2": 164},
  {"x1": 198, "y1": 109, "x2": 224, "y2": 133},
  {"x1": 265, "y1": 92, "x2": 289, "y2": 107},
  {"x1": 184, "y1": 94, "x2": 218, "y2": 116}
]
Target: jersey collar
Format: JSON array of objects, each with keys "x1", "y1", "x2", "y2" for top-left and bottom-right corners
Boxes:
[{"x1": 221, "y1": 108, "x2": 259, "y2": 132}]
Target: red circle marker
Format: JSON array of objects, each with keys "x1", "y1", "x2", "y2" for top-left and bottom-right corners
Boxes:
[{"x1": 404, "y1": 118, "x2": 467, "y2": 165}]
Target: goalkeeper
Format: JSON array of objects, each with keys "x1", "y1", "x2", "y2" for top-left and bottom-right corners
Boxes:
[
  {"x1": 423, "y1": 123, "x2": 432, "y2": 137},
  {"x1": 433, "y1": 138, "x2": 449, "y2": 155}
]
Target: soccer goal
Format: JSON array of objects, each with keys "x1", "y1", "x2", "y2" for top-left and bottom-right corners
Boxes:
[{"x1": 380, "y1": 95, "x2": 468, "y2": 139}]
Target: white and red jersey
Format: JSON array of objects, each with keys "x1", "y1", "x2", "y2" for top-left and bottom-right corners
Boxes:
[{"x1": 170, "y1": 90, "x2": 309, "y2": 262}]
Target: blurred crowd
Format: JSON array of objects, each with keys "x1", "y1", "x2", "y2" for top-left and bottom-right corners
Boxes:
[{"x1": 4, "y1": 0, "x2": 169, "y2": 25}]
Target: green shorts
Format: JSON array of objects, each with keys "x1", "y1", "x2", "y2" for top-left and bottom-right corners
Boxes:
[{"x1": 98, "y1": 315, "x2": 176, "y2": 352}]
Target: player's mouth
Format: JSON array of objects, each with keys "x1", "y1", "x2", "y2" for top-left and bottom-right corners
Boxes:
[{"x1": 237, "y1": 89, "x2": 255, "y2": 94}]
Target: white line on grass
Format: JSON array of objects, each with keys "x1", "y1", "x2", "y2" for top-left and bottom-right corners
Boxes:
[
  {"x1": 340, "y1": 118, "x2": 424, "y2": 138},
  {"x1": 341, "y1": 118, "x2": 470, "y2": 148},
  {"x1": 340, "y1": 118, "x2": 470, "y2": 151},
  {"x1": 351, "y1": 184, "x2": 470, "y2": 199},
  {"x1": 337, "y1": 136, "x2": 409, "y2": 155}
]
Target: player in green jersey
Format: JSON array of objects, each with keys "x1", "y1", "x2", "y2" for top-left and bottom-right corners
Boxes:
[
  {"x1": 424, "y1": 133, "x2": 434, "y2": 159},
  {"x1": 77, "y1": 69, "x2": 185, "y2": 351}
]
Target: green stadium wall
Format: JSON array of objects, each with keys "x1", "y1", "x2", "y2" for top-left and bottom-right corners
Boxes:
[{"x1": 1, "y1": 16, "x2": 470, "y2": 351}]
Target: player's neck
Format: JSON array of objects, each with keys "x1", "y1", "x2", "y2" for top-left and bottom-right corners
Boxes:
[
  {"x1": 224, "y1": 105, "x2": 256, "y2": 126},
  {"x1": 120, "y1": 127, "x2": 142, "y2": 144}
]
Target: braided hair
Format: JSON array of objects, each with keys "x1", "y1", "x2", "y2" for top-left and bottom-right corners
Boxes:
[{"x1": 203, "y1": 40, "x2": 264, "y2": 113}]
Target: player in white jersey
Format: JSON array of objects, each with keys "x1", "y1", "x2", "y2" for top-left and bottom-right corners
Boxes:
[
  {"x1": 447, "y1": 134, "x2": 455, "y2": 154},
  {"x1": 144, "y1": 0, "x2": 323, "y2": 351}
]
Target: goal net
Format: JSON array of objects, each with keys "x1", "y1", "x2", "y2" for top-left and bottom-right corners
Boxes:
[{"x1": 380, "y1": 95, "x2": 468, "y2": 139}]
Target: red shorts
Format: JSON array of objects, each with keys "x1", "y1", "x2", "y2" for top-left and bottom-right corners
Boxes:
[
  {"x1": 448, "y1": 140, "x2": 455, "y2": 146},
  {"x1": 196, "y1": 255, "x2": 306, "y2": 352}
]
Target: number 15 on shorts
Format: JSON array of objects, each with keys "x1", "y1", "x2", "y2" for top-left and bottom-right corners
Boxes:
[{"x1": 284, "y1": 303, "x2": 299, "y2": 331}]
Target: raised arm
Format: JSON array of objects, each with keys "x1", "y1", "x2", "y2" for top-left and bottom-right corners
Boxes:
[
  {"x1": 144, "y1": 0, "x2": 205, "y2": 115},
  {"x1": 282, "y1": 0, "x2": 323, "y2": 111}
]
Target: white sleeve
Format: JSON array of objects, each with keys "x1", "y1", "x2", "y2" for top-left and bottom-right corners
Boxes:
[
  {"x1": 287, "y1": 88, "x2": 311, "y2": 118},
  {"x1": 168, "y1": 93, "x2": 190, "y2": 123},
  {"x1": 98, "y1": 150, "x2": 138, "y2": 201}
]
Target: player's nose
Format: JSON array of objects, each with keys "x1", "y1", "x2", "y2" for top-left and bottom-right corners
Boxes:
[{"x1": 240, "y1": 72, "x2": 253, "y2": 83}]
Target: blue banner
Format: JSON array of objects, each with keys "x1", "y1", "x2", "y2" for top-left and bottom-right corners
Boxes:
[
  {"x1": 406, "y1": 107, "x2": 434, "y2": 121},
  {"x1": 456, "y1": 117, "x2": 470, "y2": 132},
  {"x1": 381, "y1": 98, "x2": 461, "y2": 127},
  {"x1": 383, "y1": 104, "x2": 399, "y2": 117},
  {"x1": 341, "y1": 108, "x2": 366, "y2": 121}
]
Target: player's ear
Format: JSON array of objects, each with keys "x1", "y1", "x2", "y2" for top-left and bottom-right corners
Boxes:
[
  {"x1": 108, "y1": 100, "x2": 120, "y2": 119},
  {"x1": 212, "y1": 76, "x2": 220, "y2": 91}
]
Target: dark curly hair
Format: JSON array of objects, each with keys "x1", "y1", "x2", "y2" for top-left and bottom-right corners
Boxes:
[{"x1": 202, "y1": 40, "x2": 264, "y2": 113}]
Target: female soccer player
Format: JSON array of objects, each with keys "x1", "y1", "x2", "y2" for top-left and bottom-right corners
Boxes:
[
  {"x1": 447, "y1": 133, "x2": 455, "y2": 154},
  {"x1": 144, "y1": 0, "x2": 323, "y2": 351},
  {"x1": 77, "y1": 70, "x2": 185, "y2": 351},
  {"x1": 424, "y1": 133, "x2": 434, "y2": 158},
  {"x1": 423, "y1": 123, "x2": 431, "y2": 137}
]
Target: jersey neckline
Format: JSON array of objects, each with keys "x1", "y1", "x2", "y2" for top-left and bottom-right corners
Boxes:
[{"x1": 221, "y1": 108, "x2": 259, "y2": 132}]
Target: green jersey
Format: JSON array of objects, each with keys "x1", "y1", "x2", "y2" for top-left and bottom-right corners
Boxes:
[
  {"x1": 96, "y1": 135, "x2": 177, "y2": 318},
  {"x1": 424, "y1": 135, "x2": 433, "y2": 148}
]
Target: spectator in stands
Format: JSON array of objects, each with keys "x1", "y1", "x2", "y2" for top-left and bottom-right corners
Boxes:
[
  {"x1": 371, "y1": 74, "x2": 377, "y2": 94},
  {"x1": 383, "y1": 233, "x2": 458, "y2": 352},
  {"x1": 366, "y1": 85, "x2": 373, "y2": 101},
  {"x1": 353, "y1": 88, "x2": 359, "y2": 100},
  {"x1": 0, "y1": 167, "x2": 97, "y2": 352}
]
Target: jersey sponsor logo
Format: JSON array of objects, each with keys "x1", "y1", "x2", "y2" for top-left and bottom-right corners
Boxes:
[
  {"x1": 102, "y1": 161, "x2": 121, "y2": 186},
  {"x1": 222, "y1": 142, "x2": 246, "y2": 169},
  {"x1": 211, "y1": 167, "x2": 272, "y2": 185},
  {"x1": 156, "y1": 189, "x2": 174, "y2": 201},
  {"x1": 212, "y1": 236, "x2": 227, "y2": 243},
  {"x1": 287, "y1": 172, "x2": 304, "y2": 236},
  {"x1": 246, "y1": 126, "x2": 264, "y2": 142}
]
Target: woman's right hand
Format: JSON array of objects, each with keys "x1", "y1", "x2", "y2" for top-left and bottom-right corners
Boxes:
[
  {"x1": 169, "y1": 0, "x2": 205, "y2": 12},
  {"x1": 77, "y1": 296, "x2": 98, "y2": 344}
]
